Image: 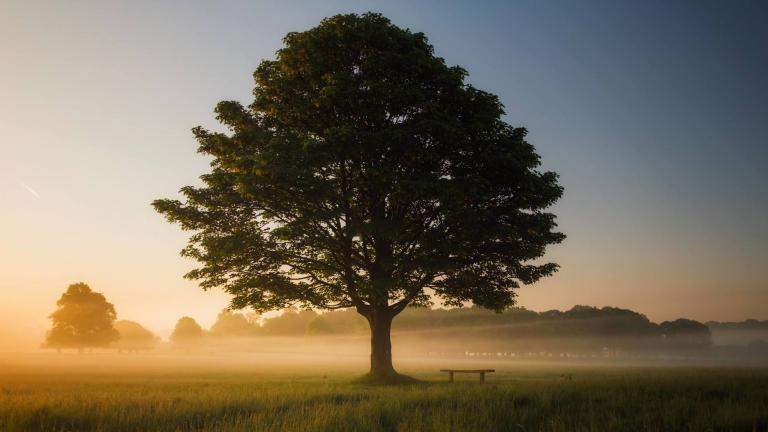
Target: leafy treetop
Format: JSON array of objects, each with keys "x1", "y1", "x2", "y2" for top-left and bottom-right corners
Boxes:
[
  {"x1": 45, "y1": 282, "x2": 119, "y2": 350},
  {"x1": 153, "y1": 12, "x2": 564, "y2": 319}
]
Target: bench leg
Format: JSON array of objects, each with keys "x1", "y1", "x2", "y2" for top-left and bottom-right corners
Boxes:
[
  {"x1": 480, "y1": 372, "x2": 485, "y2": 383},
  {"x1": 449, "y1": 371, "x2": 454, "y2": 383}
]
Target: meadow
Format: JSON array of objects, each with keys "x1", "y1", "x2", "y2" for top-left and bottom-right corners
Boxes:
[{"x1": 1, "y1": 353, "x2": 767, "y2": 432}]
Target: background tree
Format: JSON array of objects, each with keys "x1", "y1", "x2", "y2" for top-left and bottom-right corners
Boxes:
[
  {"x1": 261, "y1": 308, "x2": 318, "y2": 336},
  {"x1": 170, "y1": 316, "x2": 204, "y2": 347},
  {"x1": 706, "y1": 319, "x2": 768, "y2": 346},
  {"x1": 210, "y1": 309, "x2": 259, "y2": 338},
  {"x1": 44, "y1": 283, "x2": 119, "y2": 352},
  {"x1": 308, "y1": 309, "x2": 368, "y2": 336},
  {"x1": 660, "y1": 319, "x2": 712, "y2": 348},
  {"x1": 113, "y1": 320, "x2": 159, "y2": 352},
  {"x1": 154, "y1": 13, "x2": 564, "y2": 381}
]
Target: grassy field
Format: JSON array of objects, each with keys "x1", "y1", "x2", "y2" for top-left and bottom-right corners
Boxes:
[{"x1": 1, "y1": 355, "x2": 767, "y2": 431}]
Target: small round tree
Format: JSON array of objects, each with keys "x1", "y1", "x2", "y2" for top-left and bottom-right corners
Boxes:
[
  {"x1": 114, "y1": 320, "x2": 159, "y2": 352},
  {"x1": 154, "y1": 13, "x2": 564, "y2": 382},
  {"x1": 170, "y1": 316, "x2": 204, "y2": 347},
  {"x1": 44, "y1": 283, "x2": 119, "y2": 352}
]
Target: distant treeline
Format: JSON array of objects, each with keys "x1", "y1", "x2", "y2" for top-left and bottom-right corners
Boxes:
[
  {"x1": 706, "y1": 319, "x2": 768, "y2": 330},
  {"x1": 84, "y1": 306, "x2": 768, "y2": 354},
  {"x1": 706, "y1": 319, "x2": 768, "y2": 346},
  {"x1": 196, "y1": 305, "x2": 729, "y2": 352},
  {"x1": 43, "y1": 283, "x2": 767, "y2": 354},
  {"x1": 104, "y1": 308, "x2": 768, "y2": 358},
  {"x1": 201, "y1": 306, "x2": 768, "y2": 344}
]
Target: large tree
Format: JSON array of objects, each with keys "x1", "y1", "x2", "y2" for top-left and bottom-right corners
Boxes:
[
  {"x1": 154, "y1": 13, "x2": 564, "y2": 381},
  {"x1": 44, "y1": 283, "x2": 119, "y2": 352}
]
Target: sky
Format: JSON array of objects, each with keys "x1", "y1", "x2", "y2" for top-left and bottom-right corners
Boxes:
[{"x1": 1, "y1": 0, "x2": 766, "y2": 347}]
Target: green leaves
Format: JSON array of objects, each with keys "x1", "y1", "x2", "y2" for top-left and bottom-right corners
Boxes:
[{"x1": 154, "y1": 13, "x2": 564, "y2": 316}]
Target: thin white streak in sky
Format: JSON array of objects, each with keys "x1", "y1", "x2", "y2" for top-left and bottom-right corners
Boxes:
[{"x1": 19, "y1": 181, "x2": 40, "y2": 199}]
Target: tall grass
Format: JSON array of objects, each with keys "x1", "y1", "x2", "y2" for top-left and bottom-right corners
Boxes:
[{"x1": 1, "y1": 367, "x2": 766, "y2": 431}]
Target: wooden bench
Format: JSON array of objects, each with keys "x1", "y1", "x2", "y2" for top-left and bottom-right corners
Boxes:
[{"x1": 440, "y1": 369, "x2": 495, "y2": 383}]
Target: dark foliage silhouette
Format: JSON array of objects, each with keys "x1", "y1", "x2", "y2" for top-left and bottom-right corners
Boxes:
[
  {"x1": 660, "y1": 318, "x2": 712, "y2": 347},
  {"x1": 153, "y1": 13, "x2": 564, "y2": 381}
]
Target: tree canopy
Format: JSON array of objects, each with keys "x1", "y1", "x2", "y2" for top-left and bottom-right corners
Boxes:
[
  {"x1": 170, "y1": 316, "x2": 204, "y2": 346},
  {"x1": 113, "y1": 320, "x2": 159, "y2": 352},
  {"x1": 210, "y1": 310, "x2": 259, "y2": 338},
  {"x1": 660, "y1": 319, "x2": 712, "y2": 347},
  {"x1": 44, "y1": 283, "x2": 119, "y2": 351},
  {"x1": 153, "y1": 12, "x2": 564, "y2": 379}
]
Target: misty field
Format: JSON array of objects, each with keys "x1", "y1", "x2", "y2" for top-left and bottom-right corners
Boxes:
[{"x1": 1, "y1": 357, "x2": 767, "y2": 432}]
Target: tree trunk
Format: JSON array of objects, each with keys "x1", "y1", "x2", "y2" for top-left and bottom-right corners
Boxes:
[{"x1": 366, "y1": 309, "x2": 396, "y2": 379}]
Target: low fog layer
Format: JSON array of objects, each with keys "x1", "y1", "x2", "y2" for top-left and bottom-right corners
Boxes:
[{"x1": 4, "y1": 304, "x2": 767, "y2": 369}]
